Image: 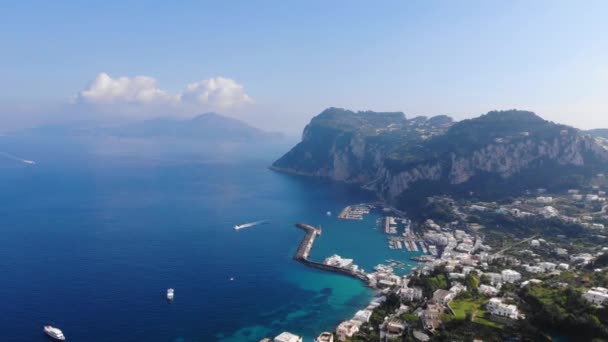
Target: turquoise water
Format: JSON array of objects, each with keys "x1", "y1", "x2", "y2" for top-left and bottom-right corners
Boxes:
[{"x1": 0, "y1": 136, "x2": 419, "y2": 341}]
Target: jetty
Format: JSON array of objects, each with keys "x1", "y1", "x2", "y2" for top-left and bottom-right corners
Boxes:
[{"x1": 293, "y1": 223, "x2": 369, "y2": 283}]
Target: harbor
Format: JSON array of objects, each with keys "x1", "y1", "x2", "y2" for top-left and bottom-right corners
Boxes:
[
  {"x1": 293, "y1": 223, "x2": 369, "y2": 283},
  {"x1": 292, "y1": 214, "x2": 424, "y2": 288}
]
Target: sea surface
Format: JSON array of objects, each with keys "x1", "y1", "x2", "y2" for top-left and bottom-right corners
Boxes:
[{"x1": 0, "y1": 136, "x2": 419, "y2": 341}]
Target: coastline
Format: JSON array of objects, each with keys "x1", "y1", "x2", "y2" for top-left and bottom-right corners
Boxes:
[{"x1": 289, "y1": 203, "x2": 422, "y2": 340}]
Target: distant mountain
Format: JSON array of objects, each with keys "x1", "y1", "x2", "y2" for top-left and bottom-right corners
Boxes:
[
  {"x1": 109, "y1": 112, "x2": 283, "y2": 142},
  {"x1": 272, "y1": 108, "x2": 608, "y2": 206},
  {"x1": 18, "y1": 112, "x2": 284, "y2": 143}
]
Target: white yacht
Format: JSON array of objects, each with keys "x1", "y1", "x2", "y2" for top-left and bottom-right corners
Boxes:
[
  {"x1": 44, "y1": 325, "x2": 65, "y2": 341},
  {"x1": 166, "y1": 288, "x2": 174, "y2": 300}
]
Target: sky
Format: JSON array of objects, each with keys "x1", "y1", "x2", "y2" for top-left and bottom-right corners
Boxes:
[{"x1": 1, "y1": 0, "x2": 607, "y2": 135}]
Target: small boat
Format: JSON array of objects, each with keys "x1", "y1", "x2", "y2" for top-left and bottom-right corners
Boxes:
[
  {"x1": 326, "y1": 211, "x2": 332, "y2": 216},
  {"x1": 230, "y1": 277, "x2": 235, "y2": 281},
  {"x1": 44, "y1": 325, "x2": 65, "y2": 341},
  {"x1": 166, "y1": 288, "x2": 174, "y2": 301}
]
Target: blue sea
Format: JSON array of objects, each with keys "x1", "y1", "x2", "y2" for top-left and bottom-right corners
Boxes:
[{"x1": 0, "y1": 136, "x2": 419, "y2": 341}]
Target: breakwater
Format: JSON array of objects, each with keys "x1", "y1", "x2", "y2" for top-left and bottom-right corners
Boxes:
[{"x1": 293, "y1": 223, "x2": 369, "y2": 283}]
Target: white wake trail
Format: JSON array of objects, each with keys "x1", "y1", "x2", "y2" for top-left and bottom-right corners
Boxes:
[{"x1": 0, "y1": 151, "x2": 36, "y2": 165}]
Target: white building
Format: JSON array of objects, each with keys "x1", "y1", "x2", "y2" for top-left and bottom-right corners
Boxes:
[
  {"x1": 432, "y1": 289, "x2": 455, "y2": 305},
  {"x1": 520, "y1": 279, "x2": 542, "y2": 288},
  {"x1": 336, "y1": 320, "x2": 361, "y2": 341},
  {"x1": 530, "y1": 239, "x2": 540, "y2": 247},
  {"x1": 449, "y1": 272, "x2": 465, "y2": 281},
  {"x1": 487, "y1": 298, "x2": 519, "y2": 319},
  {"x1": 536, "y1": 196, "x2": 553, "y2": 204},
  {"x1": 353, "y1": 309, "x2": 373, "y2": 323},
  {"x1": 557, "y1": 263, "x2": 570, "y2": 270},
  {"x1": 587, "y1": 194, "x2": 600, "y2": 202},
  {"x1": 483, "y1": 272, "x2": 503, "y2": 286},
  {"x1": 401, "y1": 287, "x2": 423, "y2": 302},
  {"x1": 571, "y1": 253, "x2": 594, "y2": 265},
  {"x1": 501, "y1": 269, "x2": 522, "y2": 283},
  {"x1": 583, "y1": 287, "x2": 608, "y2": 305},
  {"x1": 538, "y1": 262, "x2": 557, "y2": 272},
  {"x1": 479, "y1": 284, "x2": 499, "y2": 296},
  {"x1": 449, "y1": 283, "x2": 467, "y2": 296},
  {"x1": 315, "y1": 332, "x2": 334, "y2": 342},
  {"x1": 462, "y1": 266, "x2": 475, "y2": 276},
  {"x1": 524, "y1": 265, "x2": 542, "y2": 273},
  {"x1": 540, "y1": 206, "x2": 559, "y2": 218},
  {"x1": 274, "y1": 332, "x2": 303, "y2": 342}
]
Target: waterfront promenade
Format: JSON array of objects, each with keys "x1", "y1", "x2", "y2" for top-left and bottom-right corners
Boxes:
[{"x1": 293, "y1": 223, "x2": 369, "y2": 283}]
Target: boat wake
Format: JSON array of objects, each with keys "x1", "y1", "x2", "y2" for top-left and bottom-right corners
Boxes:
[
  {"x1": 234, "y1": 220, "x2": 268, "y2": 230},
  {"x1": 0, "y1": 151, "x2": 36, "y2": 165}
]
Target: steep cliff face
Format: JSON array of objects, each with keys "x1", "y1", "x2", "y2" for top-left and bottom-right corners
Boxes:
[{"x1": 272, "y1": 108, "x2": 608, "y2": 203}]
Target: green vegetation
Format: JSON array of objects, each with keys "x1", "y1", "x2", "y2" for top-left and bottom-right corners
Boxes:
[
  {"x1": 408, "y1": 269, "x2": 448, "y2": 298},
  {"x1": 465, "y1": 271, "x2": 480, "y2": 293},
  {"x1": 450, "y1": 297, "x2": 503, "y2": 329},
  {"x1": 521, "y1": 284, "x2": 608, "y2": 340}
]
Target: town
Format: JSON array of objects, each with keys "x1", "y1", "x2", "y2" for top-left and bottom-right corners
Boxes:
[{"x1": 259, "y1": 181, "x2": 608, "y2": 341}]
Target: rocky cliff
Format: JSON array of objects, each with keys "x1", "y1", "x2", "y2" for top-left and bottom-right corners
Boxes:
[{"x1": 272, "y1": 108, "x2": 608, "y2": 204}]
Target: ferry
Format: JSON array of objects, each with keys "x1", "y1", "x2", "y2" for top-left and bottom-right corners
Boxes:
[
  {"x1": 43, "y1": 325, "x2": 65, "y2": 341},
  {"x1": 166, "y1": 288, "x2": 174, "y2": 300}
]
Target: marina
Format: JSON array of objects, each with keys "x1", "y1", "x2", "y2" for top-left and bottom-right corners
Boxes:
[{"x1": 338, "y1": 204, "x2": 371, "y2": 220}]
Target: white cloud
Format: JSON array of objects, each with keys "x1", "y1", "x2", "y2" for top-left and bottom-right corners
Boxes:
[
  {"x1": 74, "y1": 73, "x2": 253, "y2": 114},
  {"x1": 76, "y1": 73, "x2": 176, "y2": 105},
  {"x1": 180, "y1": 77, "x2": 253, "y2": 108}
]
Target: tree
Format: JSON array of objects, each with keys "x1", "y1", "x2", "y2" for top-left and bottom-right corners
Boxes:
[{"x1": 466, "y1": 271, "x2": 480, "y2": 292}]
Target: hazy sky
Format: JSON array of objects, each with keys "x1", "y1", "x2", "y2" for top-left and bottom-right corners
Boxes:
[{"x1": 1, "y1": 0, "x2": 607, "y2": 135}]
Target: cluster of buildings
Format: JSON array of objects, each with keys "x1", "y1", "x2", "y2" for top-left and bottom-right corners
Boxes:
[
  {"x1": 467, "y1": 187, "x2": 608, "y2": 231},
  {"x1": 367, "y1": 264, "x2": 404, "y2": 289},
  {"x1": 422, "y1": 221, "x2": 488, "y2": 260},
  {"x1": 289, "y1": 188, "x2": 608, "y2": 341},
  {"x1": 259, "y1": 331, "x2": 303, "y2": 342},
  {"x1": 335, "y1": 295, "x2": 387, "y2": 341}
]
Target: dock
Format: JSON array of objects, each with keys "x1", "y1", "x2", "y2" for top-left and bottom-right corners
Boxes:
[
  {"x1": 338, "y1": 205, "x2": 370, "y2": 220},
  {"x1": 293, "y1": 223, "x2": 369, "y2": 283}
]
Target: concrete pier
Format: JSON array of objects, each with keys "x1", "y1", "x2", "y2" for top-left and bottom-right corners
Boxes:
[
  {"x1": 293, "y1": 223, "x2": 369, "y2": 283},
  {"x1": 294, "y1": 223, "x2": 322, "y2": 260}
]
